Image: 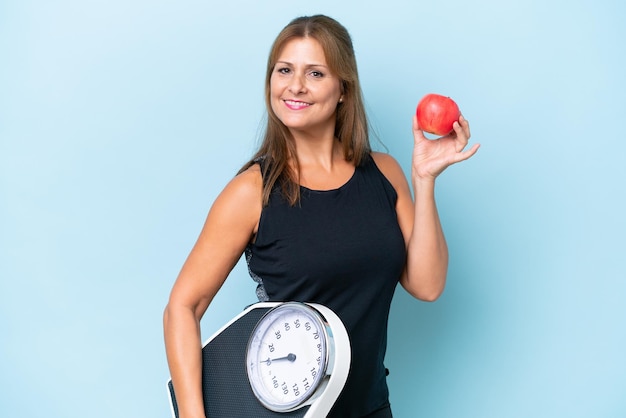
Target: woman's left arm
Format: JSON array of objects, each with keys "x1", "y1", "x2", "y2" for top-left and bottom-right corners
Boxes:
[{"x1": 374, "y1": 114, "x2": 479, "y2": 301}]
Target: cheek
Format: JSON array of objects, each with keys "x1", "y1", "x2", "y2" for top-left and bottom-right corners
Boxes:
[
  {"x1": 325, "y1": 82, "x2": 342, "y2": 104},
  {"x1": 270, "y1": 100, "x2": 281, "y2": 118},
  {"x1": 268, "y1": 81, "x2": 282, "y2": 112}
]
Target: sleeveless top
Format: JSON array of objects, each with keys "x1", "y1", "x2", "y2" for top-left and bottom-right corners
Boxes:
[{"x1": 245, "y1": 154, "x2": 407, "y2": 417}]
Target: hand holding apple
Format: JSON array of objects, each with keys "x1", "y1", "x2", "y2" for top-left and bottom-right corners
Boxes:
[
  {"x1": 411, "y1": 110, "x2": 479, "y2": 181},
  {"x1": 416, "y1": 94, "x2": 461, "y2": 136}
]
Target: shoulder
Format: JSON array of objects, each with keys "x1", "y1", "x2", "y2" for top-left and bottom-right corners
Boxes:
[
  {"x1": 211, "y1": 163, "x2": 263, "y2": 229},
  {"x1": 233, "y1": 162, "x2": 263, "y2": 189},
  {"x1": 371, "y1": 151, "x2": 400, "y2": 170},
  {"x1": 220, "y1": 163, "x2": 263, "y2": 206},
  {"x1": 370, "y1": 152, "x2": 409, "y2": 192}
]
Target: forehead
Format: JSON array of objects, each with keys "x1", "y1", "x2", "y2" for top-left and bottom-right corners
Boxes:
[{"x1": 276, "y1": 37, "x2": 328, "y2": 65}]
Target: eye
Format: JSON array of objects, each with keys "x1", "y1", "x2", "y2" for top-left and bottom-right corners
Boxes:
[
  {"x1": 309, "y1": 70, "x2": 324, "y2": 78},
  {"x1": 276, "y1": 67, "x2": 291, "y2": 75}
]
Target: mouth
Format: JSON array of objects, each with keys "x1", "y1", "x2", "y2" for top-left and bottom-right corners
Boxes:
[{"x1": 283, "y1": 99, "x2": 312, "y2": 110}]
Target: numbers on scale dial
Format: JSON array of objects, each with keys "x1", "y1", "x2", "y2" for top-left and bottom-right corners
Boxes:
[{"x1": 256, "y1": 307, "x2": 326, "y2": 401}]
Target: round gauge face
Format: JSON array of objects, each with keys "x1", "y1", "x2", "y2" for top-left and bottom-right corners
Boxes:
[{"x1": 245, "y1": 303, "x2": 330, "y2": 412}]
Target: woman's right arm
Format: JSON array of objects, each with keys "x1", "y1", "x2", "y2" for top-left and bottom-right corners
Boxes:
[{"x1": 163, "y1": 165, "x2": 262, "y2": 418}]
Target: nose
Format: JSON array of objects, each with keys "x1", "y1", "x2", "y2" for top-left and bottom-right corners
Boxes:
[{"x1": 288, "y1": 73, "x2": 306, "y2": 95}]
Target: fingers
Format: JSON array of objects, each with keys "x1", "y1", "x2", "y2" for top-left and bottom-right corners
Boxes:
[
  {"x1": 451, "y1": 115, "x2": 479, "y2": 164},
  {"x1": 452, "y1": 116, "x2": 470, "y2": 138},
  {"x1": 459, "y1": 115, "x2": 471, "y2": 139},
  {"x1": 453, "y1": 142, "x2": 480, "y2": 164},
  {"x1": 412, "y1": 114, "x2": 427, "y2": 142},
  {"x1": 452, "y1": 115, "x2": 471, "y2": 152}
]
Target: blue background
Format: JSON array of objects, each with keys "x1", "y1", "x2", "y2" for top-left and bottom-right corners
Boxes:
[{"x1": 1, "y1": 1, "x2": 625, "y2": 417}]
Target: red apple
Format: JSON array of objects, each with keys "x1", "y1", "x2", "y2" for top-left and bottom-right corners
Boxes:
[{"x1": 416, "y1": 93, "x2": 461, "y2": 136}]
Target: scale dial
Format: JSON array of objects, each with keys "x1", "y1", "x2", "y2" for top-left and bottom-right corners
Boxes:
[{"x1": 245, "y1": 302, "x2": 331, "y2": 412}]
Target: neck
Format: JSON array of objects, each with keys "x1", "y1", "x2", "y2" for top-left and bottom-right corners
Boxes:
[
  {"x1": 289, "y1": 125, "x2": 341, "y2": 168},
  {"x1": 294, "y1": 137, "x2": 342, "y2": 169}
]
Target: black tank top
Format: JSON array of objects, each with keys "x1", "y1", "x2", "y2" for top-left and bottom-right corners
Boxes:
[{"x1": 245, "y1": 154, "x2": 406, "y2": 417}]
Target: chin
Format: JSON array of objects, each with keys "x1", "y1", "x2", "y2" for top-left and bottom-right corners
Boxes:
[{"x1": 278, "y1": 117, "x2": 310, "y2": 131}]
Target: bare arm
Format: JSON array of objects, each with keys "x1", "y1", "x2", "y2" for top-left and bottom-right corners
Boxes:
[
  {"x1": 163, "y1": 165, "x2": 262, "y2": 418},
  {"x1": 373, "y1": 114, "x2": 478, "y2": 301}
]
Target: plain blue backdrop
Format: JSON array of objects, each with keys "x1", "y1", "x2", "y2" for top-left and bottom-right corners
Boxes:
[{"x1": 1, "y1": 0, "x2": 625, "y2": 417}]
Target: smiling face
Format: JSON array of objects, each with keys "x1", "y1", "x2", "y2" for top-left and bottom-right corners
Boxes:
[{"x1": 269, "y1": 37, "x2": 343, "y2": 138}]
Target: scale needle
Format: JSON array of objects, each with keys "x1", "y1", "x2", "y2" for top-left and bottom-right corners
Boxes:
[{"x1": 263, "y1": 353, "x2": 296, "y2": 364}]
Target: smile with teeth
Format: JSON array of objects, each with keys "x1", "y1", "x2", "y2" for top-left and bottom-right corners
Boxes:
[{"x1": 284, "y1": 99, "x2": 312, "y2": 110}]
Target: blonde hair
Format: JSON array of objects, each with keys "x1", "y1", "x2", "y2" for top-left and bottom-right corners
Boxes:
[{"x1": 240, "y1": 15, "x2": 371, "y2": 205}]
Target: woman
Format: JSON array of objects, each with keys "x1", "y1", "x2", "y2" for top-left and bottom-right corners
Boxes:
[{"x1": 163, "y1": 14, "x2": 479, "y2": 418}]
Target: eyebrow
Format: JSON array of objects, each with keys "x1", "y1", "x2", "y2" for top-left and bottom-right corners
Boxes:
[{"x1": 275, "y1": 60, "x2": 329, "y2": 69}]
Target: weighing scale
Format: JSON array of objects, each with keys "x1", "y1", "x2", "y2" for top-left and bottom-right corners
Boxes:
[{"x1": 167, "y1": 302, "x2": 350, "y2": 418}]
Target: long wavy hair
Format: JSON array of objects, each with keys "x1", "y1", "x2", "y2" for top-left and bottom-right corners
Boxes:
[{"x1": 239, "y1": 15, "x2": 371, "y2": 206}]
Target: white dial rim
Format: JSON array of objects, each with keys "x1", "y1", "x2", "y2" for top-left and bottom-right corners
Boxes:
[{"x1": 245, "y1": 302, "x2": 331, "y2": 412}]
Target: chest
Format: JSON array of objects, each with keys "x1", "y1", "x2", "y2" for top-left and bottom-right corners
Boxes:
[{"x1": 250, "y1": 169, "x2": 406, "y2": 296}]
